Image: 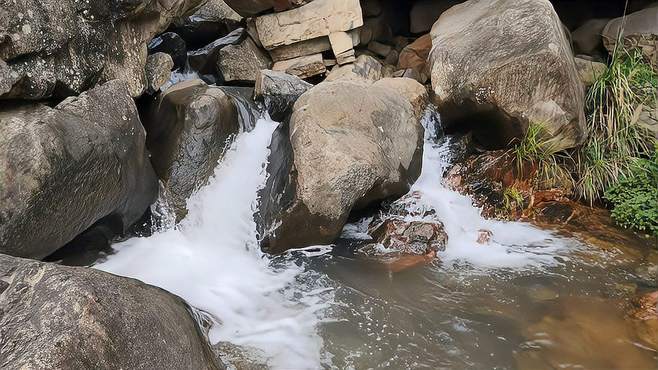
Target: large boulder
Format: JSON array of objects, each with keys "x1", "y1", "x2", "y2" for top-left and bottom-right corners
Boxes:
[
  {"x1": 603, "y1": 7, "x2": 658, "y2": 69},
  {"x1": 259, "y1": 78, "x2": 428, "y2": 253},
  {"x1": 429, "y1": 0, "x2": 586, "y2": 151},
  {"x1": 0, "y1": 80, "x2": 158, "y2": 259},
  {"x1": 0, "y1": 254, "x2": 221, "y2": 369},
  {"x1": 142, "y1": 79, "x2": 257, "y2": 220},
  {"x1": 0, "y1": 0, "x2": 204, "y2": 100}
]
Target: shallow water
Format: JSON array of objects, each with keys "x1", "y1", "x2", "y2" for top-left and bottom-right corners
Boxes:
[{"x1": 96, "y1": 112, "x2": 657, "y2": 369}]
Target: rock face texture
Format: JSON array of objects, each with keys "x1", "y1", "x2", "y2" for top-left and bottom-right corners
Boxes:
[
  {"x1": 254, "y1": 69, "x2": 313, "y2": 121},
  {"x1": 145, "y1": 52, "x2": 174, "y2": 94},
  {"x1": 0, "y1": 0, "x2": 204, "y2": 100},
  {"x1": 255, "y1": 0, "x2": 363, "y2": 50},
  {"x1": 429, "y1": 0, "x2": 586, "y2": 151},
  {"x1": 217, "y1": 36, "x2": 272, "y2": 83},
  {"x1": 397, "y1": 34, "x2": 432, "y2": 83},
  {"x1": 142, "y1": 79, "x2": 254, "y2": 220},
  {"x1": 0, "y1": 80, "x2": 158, "y2": 259},
  {"x1": 260, "y1": 78, "x2": 428, "y2": 253},
  {"x1": 0, "y1": 254, "x2": 222, "y2": 370}
]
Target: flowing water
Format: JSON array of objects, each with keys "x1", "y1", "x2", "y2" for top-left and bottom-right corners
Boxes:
[{"x1": 95, "y1": 109, "x2": 657, "y2": 369}]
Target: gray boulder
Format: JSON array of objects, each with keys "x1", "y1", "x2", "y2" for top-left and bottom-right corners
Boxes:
[
  {"x1": 143, "y1": 79, "x2": 258, "y2": 220},
  {"x1": 254, "y1": 69, "x2": 312, "y2": 121},
  {"x1": 0, "y1": 0, "x2": 204, "y2": 100},
  {"x1": 0, "y1": 254, "x2": 221, "y2": 370},
  {"x1": 429, "y1": 0, "x2": 586, "y2": 151},
  {"x1": 0, "y1": 80, "x2": 158, "y2": 259},
  {"x1": 259, "y1": 78, "x2": 428, "y2": 253}
]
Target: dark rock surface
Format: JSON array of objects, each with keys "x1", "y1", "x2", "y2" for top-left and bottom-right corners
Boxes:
[
  {"x1": 0, "y1": 0, "x2": 204, "y2": 99},
  {"x1": 0, "y1": 253, "x2": 222, "y2": 370},
  {"x1": 0, "y1": 80, "x2": 158, "y2": 259}
]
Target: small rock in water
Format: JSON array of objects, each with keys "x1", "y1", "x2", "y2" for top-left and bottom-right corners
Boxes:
[{"x1": 477, "y1": 229, "x2": 493, "y2": 245}]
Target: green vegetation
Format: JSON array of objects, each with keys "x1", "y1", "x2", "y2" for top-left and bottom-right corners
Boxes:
[
  {"x1": 502, "y1": 185, "x2": 524, "y2": 214},
  {"x1": 576, "y1": 48, "x2": 656, "y2": 202},
  {"x1": 510, "y1": 48, "x2": 657, "y2": 236},
  {"x1": 604, "y1": 148, "x2": 658, "y2": 237},
  {"x1": 512, "y1": 122, "x2": 573, "y2": 191}
]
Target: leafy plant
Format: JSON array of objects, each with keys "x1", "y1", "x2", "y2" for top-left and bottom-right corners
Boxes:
[
  {"x1": 604, "y1": 148, "x2": 658, "y2": 238},
  {"x1": 576, "y1": 48, "x2": 657, "y2": 202}
]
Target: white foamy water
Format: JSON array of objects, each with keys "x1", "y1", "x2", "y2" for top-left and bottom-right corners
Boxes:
[
  {"x1": 411, "y1": 110, "x2": 572, "y2": 269},
  {"x1": 95, "y1": 118, "x2": 328, "y2": 369}
]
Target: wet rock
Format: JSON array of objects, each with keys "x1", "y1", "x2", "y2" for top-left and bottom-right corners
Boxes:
[
  {"x1": 142, "y1": 79, "x2": 244, "y2": 220},
  {"x1": 0, "y1": 0, "x2": 204, "y2": 99},
  {"x1": 429, "y1": 0, "x2": 586, "y2": 151},
  {"x1": 603, "y1": 7, "x2": 658, "y2": 68},
  {"x1": 260, "y1": 78, "x2": 428, "y2": 253},
  {"x1": 397, "y1": 34, "x2": 432, "y2": 84},
  {"x1": 171, "y1": 0, "x2": 243, "y2": 49},
  {"x1": 188, "y1": 28, "x2": 245, "y2": 75},
  {"x1": 0, "y1": 80, "x2": 158, "y2": 259},
  {"x1": 325, "y1": 55, "x2": 383, "y2": 82},
  {"x1": 149, "y1": 32, "x2": 189, "y2": 70},
  {"x1": 254, "y1": 69, "x2": 313, "y2": 121},
  {"x1": 145, "y1": 53, "x2": 174, "y2": 94},
  {"x1": 0, "y1": 254, "x2": 221, "y2": 369},
  {"x1": 574, "y1": 57, "x2": 608, "y2": 87},
  {"x1": 272, "y1": 53, "x2": 327, "y2": 79},
  {"x1": 365, "y1": 219, "x2": 447, "y2": 254},
  {"x1": 217, "y1": 36, "x2": 272, "y2": 84},
  {"x1": 255, "y1": 0, "x2": 363, "y2": 50}
]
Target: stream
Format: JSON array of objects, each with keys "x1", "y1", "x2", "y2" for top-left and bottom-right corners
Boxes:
[{"x1": 95, "y1": 109, "x2": 657, "y2": 369}]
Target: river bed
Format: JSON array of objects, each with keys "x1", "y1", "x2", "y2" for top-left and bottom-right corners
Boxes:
[{"x1": 94, "y1": 112, "x2": 657, "y2": 369}]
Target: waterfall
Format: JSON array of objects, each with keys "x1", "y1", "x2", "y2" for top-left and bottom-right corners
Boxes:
[
  {"x1": 95, "y1": 118, "x2": 329, "y2": 369},
  {"x1": 399, "y1": 108, "x2": 572, "y2": 269}
]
